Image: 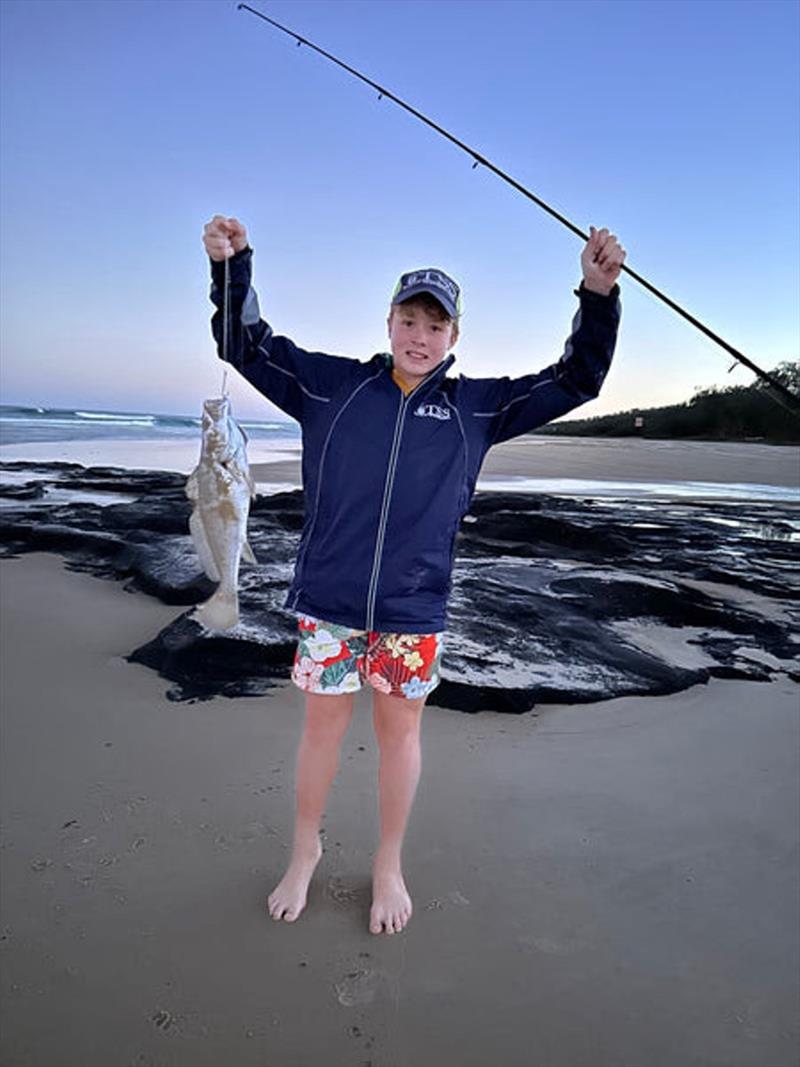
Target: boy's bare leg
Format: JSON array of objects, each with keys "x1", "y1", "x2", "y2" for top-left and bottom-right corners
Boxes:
[
  {"x1": 369, "y1": 692, "x2": 426, "y2": 935},
  {"x1": 268, "y1": 691, "x2": 354, "y2": 922}
]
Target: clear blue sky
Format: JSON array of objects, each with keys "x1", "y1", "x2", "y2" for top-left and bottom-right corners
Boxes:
[{"x1": 1, "y1": 0, "x2": 797, "y2": 422}]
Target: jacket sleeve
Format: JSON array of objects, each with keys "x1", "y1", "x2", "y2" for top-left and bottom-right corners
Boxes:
[
  {"x1": 466, "y1": 282, "x2": 621, "y2": 445},
  {"x1": 209, "y1": 247, "x2": 360, "y2": 421}
]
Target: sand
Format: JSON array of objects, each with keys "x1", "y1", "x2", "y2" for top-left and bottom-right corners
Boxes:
[
  {"x1": 475, "y1": 435, "x2": 800, "y2": 486},
  {"x1": 1, "y1": 435, "x2": 798, "y2": 1064},
  {"x1": 1, "y1": 552, "x2": 798, "y2": 1067},
  {"x1": 247, "y1": 435, "x2": 800, "y2": 494}
]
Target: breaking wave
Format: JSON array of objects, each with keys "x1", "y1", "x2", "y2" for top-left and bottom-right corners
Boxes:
[{"x1": 0, "y1": 405, "x2": 300, "y2": 445}]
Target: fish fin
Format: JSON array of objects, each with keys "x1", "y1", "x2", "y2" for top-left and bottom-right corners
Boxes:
[
  {"x1": 229, "y1": 455, "x2": 254, "y2": 493},
  {"x1": 189, "y1": 512, "x2": 221, "y2": 581},
  {"x1": 242, "y1": 541, "x2": 257, "y2": 564},
  {"x1": 194, "y1": 591, "x2": 239, "y2": 631},
  {"x1": 185, "y1": 468, "x2": 200, "y2": 502}
]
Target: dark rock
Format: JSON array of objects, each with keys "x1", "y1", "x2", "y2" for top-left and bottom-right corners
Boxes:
[
  {"x1": 0, "y1": 521, "x2": 128, "y2": 562},
  {"x1": 59, "y1": 465, "x2": 187, "y2": 494},
  {"x1": 0, "y1": 482, "x2": 46, "y2": 500},
  {"x1": 1, "y1": 460, "x2": 798, "y2": 711},
  {"x1": 129, "y1": 613, "x2": 297, "y2": 702},
  {"x1": 99, "y1": 497, "x2": 192, "y2": 535},
  {"x1": 0, "y1": 460, "x2": 85, "y2": 473},
  {"x1": 121, "y1": 539, "x2": 217, "y2": 604}
]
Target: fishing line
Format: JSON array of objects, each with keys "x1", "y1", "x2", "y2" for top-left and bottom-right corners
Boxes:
[
  {"x1": 221, "y1": 254, "x2": 230, "y2": 397},
  {"x1": 236, "y1": 2, "x2": 799, "y2": 417}
]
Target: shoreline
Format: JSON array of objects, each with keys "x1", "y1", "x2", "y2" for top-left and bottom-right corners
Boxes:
[{"x1": 2, "y1": 434, "x2": 799, "y2": 500}]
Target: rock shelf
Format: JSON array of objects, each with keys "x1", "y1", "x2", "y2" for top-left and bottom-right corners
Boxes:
[{"x1": 1, "y1": 461, "x2": 798, "y2": 711}]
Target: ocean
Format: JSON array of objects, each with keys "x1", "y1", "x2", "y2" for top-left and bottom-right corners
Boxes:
[
  {"x1": 0, "y1": 404, "x2": 301, "y2": 447},
  {"x1": 1, "y1": 404, "x2": 798, "y2": 505}
]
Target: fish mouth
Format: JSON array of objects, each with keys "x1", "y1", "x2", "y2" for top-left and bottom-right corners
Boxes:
[
  {"x1": 203, "y1": 397, "x2": 231, "y2": 417},
  {"x1": 202, "y1": 397, "x2": 232, "y2": 437}
]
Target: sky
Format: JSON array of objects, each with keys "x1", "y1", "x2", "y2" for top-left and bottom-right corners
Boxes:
[{"x1": 0, "y1": 0, "x2": 798, "y2": 423}]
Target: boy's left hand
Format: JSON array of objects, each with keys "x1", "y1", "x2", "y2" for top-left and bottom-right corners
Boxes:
[{"x1": 581, "y1": 226, "x2": 626, "y2": 295}]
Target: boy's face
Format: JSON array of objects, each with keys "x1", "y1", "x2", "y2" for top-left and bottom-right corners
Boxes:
[{"x1": 387, "y1": 301, "x2": 459, "y2": 387}]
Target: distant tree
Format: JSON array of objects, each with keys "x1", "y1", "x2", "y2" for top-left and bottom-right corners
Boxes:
[
  {"x1": 753, "y1": 359, "x2": 800, "y2": 394},
  {"x1": 535, "y1": 362, "x2": 800, "y2": 443}
]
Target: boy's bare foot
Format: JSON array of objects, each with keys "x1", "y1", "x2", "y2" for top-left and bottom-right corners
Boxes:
[
  {"x1": 267, "y1": 837, "x2": 323, "y2": 922},
  {"x1": 370, "y1": 855, "x2": 412, "y2": 935}
]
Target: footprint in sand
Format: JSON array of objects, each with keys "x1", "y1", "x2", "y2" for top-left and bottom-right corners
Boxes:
[
  {"x1": 334, "y1": 968, "x2": 379, "y2": 1007},
  {"x1": 347, "y1": 1024, "x2": 376, "y2": 1052},
  {"x1": 424, "y1": 891, "x2": 469, "y2": 910},
  {"x1": 327, "y1": 877, "x2": 370, "y2": 906},
  {"x1": 519, "y1": 933, "x2": 579, "y2": 956},
  {"x1": 238, "y1": 820, "x2": 274, "y2": 842}
]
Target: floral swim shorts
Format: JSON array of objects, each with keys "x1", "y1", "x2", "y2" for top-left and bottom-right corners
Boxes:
[{"x1": 291, "y1": 614, "x2": 444, "y2": 700}]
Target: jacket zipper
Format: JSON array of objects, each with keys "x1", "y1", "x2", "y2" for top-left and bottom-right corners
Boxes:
[
  {"x1": 364, "y1": 359, "x2": 452, "y2": 630},
  {"x1": 364, "y1": 393, "x2": 407, "y2": 630}
]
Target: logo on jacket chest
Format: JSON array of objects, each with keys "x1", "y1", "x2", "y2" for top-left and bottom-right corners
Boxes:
[{"x1": 413, "y1": 401, "x2": 451, "y2": 421}]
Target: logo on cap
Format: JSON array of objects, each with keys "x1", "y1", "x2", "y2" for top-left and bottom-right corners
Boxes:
[{"x1": 391, "y1": 267, "x2": 462, "y2": 318}]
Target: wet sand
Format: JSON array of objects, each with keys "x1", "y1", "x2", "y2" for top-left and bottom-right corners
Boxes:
[
  {"x1": 2, "y1": 435, "x2": 798, "y2": 494},
  {"x1": 250, "y1": 435, "x2": 800, "y2": 492},
  {"x1": 1, "y1": 553, "x2": 798, "y2": 1067}
]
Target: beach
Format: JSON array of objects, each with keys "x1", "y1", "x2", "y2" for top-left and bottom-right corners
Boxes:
[
  {"x1": 1, "y1": 435, "x2": 799, "y2": 1067},
  {"x1": 2, "y1": 433, "x2": 799, "y2": 499}
]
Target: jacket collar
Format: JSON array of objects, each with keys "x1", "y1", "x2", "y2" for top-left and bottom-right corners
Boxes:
[{"x1": 375, "y1": 351, "x2": 455, "y2": 397}]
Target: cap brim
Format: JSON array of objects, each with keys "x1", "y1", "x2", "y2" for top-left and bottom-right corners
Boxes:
[{"x1": 391, "y1": 284, "x2": 457, "y2": 319}]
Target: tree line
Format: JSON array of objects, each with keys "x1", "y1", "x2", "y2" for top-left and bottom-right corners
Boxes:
[{"x1": 537, "y1": 361, "x2": 800, "y2": 444}]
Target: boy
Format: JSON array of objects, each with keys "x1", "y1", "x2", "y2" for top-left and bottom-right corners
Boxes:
[{"x1": 203, "y1": 215, "x2": 625, "y2": 935}]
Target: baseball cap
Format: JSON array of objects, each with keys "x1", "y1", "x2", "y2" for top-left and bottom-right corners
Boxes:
[{"x1": 391, "y1": 267, "x2": 462, "y2": 319}]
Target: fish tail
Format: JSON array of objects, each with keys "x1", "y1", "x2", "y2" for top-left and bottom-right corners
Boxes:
[{"x1": 194, "y1": 590, "x2": 239, "y2": 631}]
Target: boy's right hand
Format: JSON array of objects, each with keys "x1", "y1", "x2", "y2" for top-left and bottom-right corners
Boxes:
[{"x1": 203, "y1": 215, "x2": 248, "y2": 261}]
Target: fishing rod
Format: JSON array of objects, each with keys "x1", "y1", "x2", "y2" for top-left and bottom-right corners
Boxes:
[{"x1": 236, "y1": 2, "x2": 800, "y2": 417}]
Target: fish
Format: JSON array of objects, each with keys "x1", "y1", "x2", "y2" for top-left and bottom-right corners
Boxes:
[{"x1": 186, "y1": 396, "x2": 256, "y2": 630}]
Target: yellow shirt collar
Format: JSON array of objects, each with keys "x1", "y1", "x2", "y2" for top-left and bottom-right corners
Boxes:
[{"x1": 391, "y1": 368, "x2": 414, "y2": 396}]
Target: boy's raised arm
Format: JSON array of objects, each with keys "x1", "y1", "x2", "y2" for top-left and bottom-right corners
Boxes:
[
  {"x1": 465, "y1": 227, "x2": 625, "y2": 444},
  {"x1": 204, "y1": 215, "x2": 359, "y2": 421}
]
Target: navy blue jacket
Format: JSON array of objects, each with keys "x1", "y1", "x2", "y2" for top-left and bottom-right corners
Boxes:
[{"x1": 210, "y1": 248, "x2": 621, "y2": 633}]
